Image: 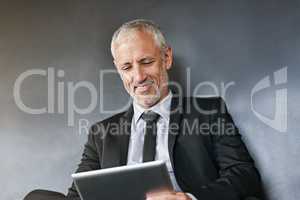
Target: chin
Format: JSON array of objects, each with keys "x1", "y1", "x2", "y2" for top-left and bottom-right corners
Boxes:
[{"x1": 136, "y1": 94, "x2": 160, "y2": 108}]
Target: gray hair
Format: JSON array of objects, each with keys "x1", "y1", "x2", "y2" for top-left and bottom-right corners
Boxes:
[{"x1": 111, "y1": 19, "x2": 168, "y2": 56}]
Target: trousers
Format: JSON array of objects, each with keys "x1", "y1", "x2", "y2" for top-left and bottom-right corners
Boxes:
[{"x1": 23, "y1": 190, "x2": 68, "y2": 200}]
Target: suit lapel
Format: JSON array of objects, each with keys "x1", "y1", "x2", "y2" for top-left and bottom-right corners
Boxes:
[
  {"x1": 168, "y1": 96, "x2": 183, "y2": 170},
  {"x1": 102, "y1": 105, "x2": 133, "y2": 168},
  {"x1": 168, "y1": 96, "x2": 193, "y2": 193},
  {"x1": 118, "y1": 105, "x2": 133, "y2": 166}
]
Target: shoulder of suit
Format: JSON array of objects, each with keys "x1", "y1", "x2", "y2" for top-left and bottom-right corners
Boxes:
[
  {"x1": 184, "y1": 96, "x2": 223, "y2": 102},
  {"x1": 90, "y1": 111, "x2": 127, "y2": 132},
  {"x1": 183, "y1": 96, "x2": 225, "y2": 110}
]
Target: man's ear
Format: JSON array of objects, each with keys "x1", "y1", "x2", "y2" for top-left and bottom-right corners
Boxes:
[{"x1": 164, "y1": 47, "x2": 173, "y2": 70}]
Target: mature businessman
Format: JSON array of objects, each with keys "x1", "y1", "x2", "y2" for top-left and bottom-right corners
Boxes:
[{"x1": 24, "y1": 19, "x2": 262, "y2": 200}]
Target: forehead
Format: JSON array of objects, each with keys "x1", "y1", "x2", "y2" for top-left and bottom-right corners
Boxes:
[{"x1": 113, "y1": 31, "x2": 160, "y2": 62}]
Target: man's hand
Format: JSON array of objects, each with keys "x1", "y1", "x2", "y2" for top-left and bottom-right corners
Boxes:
[{"x1": 146, "y1": 191, "x2": 192, "y2": 200}]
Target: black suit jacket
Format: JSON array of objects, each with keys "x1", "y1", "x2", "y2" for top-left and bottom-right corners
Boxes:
[{"x1": 67, "y1": 96, "x2": 262, "y2": 200}]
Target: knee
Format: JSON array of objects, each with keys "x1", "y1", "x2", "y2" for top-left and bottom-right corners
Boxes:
[
  {"x1": 24, "y1": 190, "x2": 43, "y2": 200},
  {"x1": 23, "y1": 189, "x2": 65, "y2": 200}
]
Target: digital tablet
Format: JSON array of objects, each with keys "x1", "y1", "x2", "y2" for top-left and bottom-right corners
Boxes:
[{"x1": 71, "y1": 160, "x2": 173, "y2": 200}]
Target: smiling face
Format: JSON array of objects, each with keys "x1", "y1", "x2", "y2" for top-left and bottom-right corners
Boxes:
[{"x1": 112, "y1": 30, "x2": 173, "y2": 108}]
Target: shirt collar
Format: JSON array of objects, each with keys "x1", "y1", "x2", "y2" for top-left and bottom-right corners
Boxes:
[{"x1": 133, "y1": 91, "x2": 173, "y2": 124}]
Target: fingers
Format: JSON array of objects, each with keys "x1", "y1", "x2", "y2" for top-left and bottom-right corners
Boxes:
[
  {"x1": 146, "y1": 191, "x2": 191, "y2": 200},
  {"x1": 146, "y1": 190, "x2": 174, "y2": 200},
  {"x1": 175, "y1": 192, "x2": 192, "y2": 200}
]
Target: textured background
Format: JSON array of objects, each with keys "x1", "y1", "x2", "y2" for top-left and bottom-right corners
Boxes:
[{"x1": 0, "y1": 0, "x2": 299, "y2": 199}]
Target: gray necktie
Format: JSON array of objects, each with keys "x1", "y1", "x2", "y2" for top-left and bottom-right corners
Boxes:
[{"x1": 141, "y1": 111, "x2": 160, "y2": 162}]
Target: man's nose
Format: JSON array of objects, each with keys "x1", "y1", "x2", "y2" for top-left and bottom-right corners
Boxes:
[{"x1": 133, "y1": 66, "x2": 147, "y2": 84}]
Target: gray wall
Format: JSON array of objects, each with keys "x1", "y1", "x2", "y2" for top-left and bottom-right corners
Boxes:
[{"x1": 0, "y1": 0, "x2": 299, "y2": 199}]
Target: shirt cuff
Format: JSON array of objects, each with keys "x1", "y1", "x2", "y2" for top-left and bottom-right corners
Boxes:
[{"x1": 186, "y1": 193, "x2": 198, "y2": 200}]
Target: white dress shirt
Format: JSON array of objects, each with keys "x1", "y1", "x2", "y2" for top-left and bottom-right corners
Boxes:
[{"x1": 126, "y1": 91, "x2": 197, "y2": 200}]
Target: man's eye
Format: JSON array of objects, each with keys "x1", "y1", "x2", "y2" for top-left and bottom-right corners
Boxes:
[
  {"x1": 122, "y1": 66, "x2": 131, "y2": 70},
  {"x1": 142, "y1": 60, "x2": 154, "y2": 65}
]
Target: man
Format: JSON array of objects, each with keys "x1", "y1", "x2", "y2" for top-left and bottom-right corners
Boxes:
[{"x1": 24, "y1": 19, "x2": 262, "y2": 200}]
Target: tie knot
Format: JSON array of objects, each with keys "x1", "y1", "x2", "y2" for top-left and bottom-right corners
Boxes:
[{"x1": 141, "y1": 111, "x2": 160, "y2": 123}]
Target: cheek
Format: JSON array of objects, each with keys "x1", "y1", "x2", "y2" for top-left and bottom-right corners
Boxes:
[
  {"x1": 121, "y1": 75, "x2": 133, "y2": 89},
  {"x1": 148, "y1": 66, "x2": 162, "y2": 82},
  {"x1": 154, "y1": 69, "x2": 166, "y2": 85}
]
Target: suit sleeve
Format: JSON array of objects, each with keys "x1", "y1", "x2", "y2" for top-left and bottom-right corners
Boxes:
[
  {"x1": 195, "y1": 98, "x2": 262, "y2": 200},
  {"x1": 66, "y1": 125, "x2": 101, "y2": 199}
]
